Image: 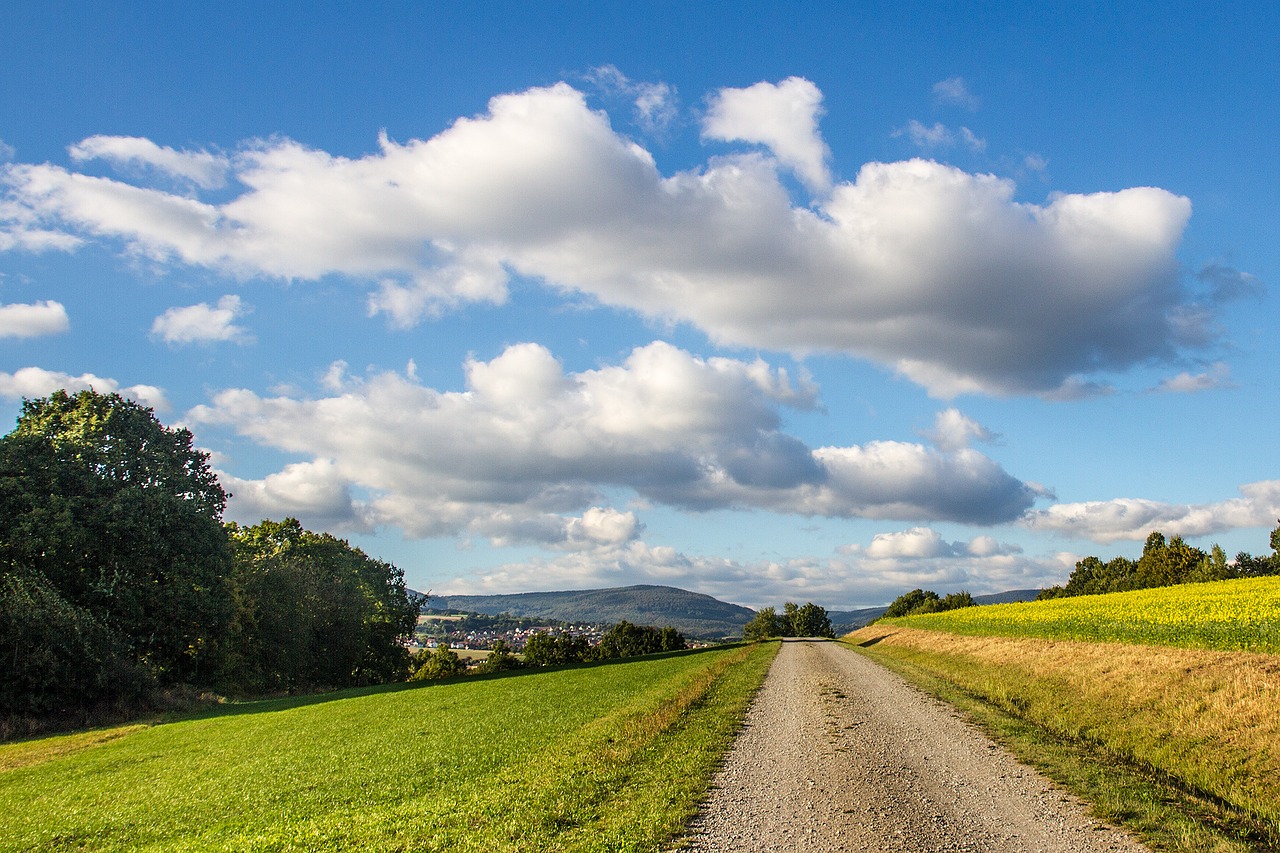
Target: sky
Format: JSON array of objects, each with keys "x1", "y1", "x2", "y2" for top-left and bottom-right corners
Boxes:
[{"x1": 2, "y1": 2, "x2": 1278, "y2": 609}]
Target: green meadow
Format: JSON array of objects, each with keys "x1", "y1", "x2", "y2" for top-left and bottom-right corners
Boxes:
[{"x1": 1, "y1": 642, "x2": 777, "y2": 853}]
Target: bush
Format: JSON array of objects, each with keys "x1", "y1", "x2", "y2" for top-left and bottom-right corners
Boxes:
[
  {"x1": 0, "y1": 571, "x2": 153, "y2": 718},
  {"x1": 408, "y1": 644, "x2": 467, "y2": 681},
  {"x1": 475, "y1": 640, "x2": 522, "y2": 674}
]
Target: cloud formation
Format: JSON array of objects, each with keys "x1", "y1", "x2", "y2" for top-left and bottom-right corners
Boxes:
[
  {"x1": 188, "y1": 341, "x2": 1041, "y2": 539},
  {"x1": 151, "y1": 294, "x2": 251, "y2": 344},
  {"x1": 932, "y1": 76, "x2": 980, "y2": 110},
  {"x1": 2, "y1": 79, "x2": 1205, "y2": 398},
  {"x1": 0, "y1": 299, "x2": 69, "y2": 338},
  {"x1": 1023, "y1": 480, "x2": 1280, "y2": 543},
  {"x1": 69, "y1": 135, "x2": 230, "y2": 189},
  {"x1": 702, "y1": 76, "x2": 832, "y2": 192},
  {"x1": 0, "y1": 365, "x2": 168, "y2": 411}
]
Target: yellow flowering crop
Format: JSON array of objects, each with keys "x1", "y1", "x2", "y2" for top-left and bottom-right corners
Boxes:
[{"x1": 885, "y1": 576, "x2": 1280, "y2": 653}]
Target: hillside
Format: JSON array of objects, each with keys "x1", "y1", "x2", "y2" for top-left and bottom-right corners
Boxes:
[{"x1": 428, "y1": 584, "x2": 755, "y2": 638}]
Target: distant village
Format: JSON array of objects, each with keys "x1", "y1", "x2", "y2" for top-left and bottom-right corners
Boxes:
[{"x1": 409, "y1": 610, "x2": 608, "y2": 654}]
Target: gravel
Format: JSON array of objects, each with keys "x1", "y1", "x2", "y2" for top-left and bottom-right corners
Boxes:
[{"x1": 673, "y1": 639, "x2": 1150, "y2": 852}]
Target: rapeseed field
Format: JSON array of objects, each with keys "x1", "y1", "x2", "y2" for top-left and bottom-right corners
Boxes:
[{"x1": 882, "y1": 576, "x2": 1280, "y2": 652}]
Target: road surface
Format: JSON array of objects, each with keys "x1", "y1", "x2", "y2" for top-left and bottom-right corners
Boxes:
[{"x1": 674, "y1": 639, "x2": 1148, "y2": 852}]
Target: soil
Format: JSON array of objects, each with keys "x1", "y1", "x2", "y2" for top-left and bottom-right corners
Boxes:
[{"x1": 673, "y1": 638, "x2": 1150, "y2": 852}]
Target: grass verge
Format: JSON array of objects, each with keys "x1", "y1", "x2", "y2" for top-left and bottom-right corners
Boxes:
[
  {"x1": 847, "y1": 626, "x2": 1278, "y2": 852},
  {"x1": 0, "y1": 642, "x2": 777, "y2": 852}
]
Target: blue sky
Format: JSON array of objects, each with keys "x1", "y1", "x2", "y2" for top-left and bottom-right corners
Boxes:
[{"x1": 2, "y1": 2, "x2": 1278, "y2": 608}]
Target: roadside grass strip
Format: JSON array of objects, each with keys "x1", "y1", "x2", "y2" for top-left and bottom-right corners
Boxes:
[
  {"x1": 877, "y1": 576, "x2": 1280, "y2": 653},
  {"x1": 0, "y1": 642, "x2": 777, "y2": 853},
  {"x1": 847, "y1": 626, "x2": 1280, "y2": 852}
]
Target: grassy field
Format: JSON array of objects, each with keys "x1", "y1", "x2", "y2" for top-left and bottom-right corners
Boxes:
[
  {"x1": 0, "y1": 642, "x2": 777, "y2": 852},
  {"x1": 852, "y1": 579, "x2": 1280, "y2": 852}
]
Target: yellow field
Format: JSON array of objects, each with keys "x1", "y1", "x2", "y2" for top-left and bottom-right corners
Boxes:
[{"x1": 880, "y1": 576, "x2": 1280, "y2": 652}]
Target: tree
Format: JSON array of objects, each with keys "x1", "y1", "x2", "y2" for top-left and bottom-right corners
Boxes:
[
  {"x1": 522, "y1": 631, "x2": 591, "y2": 666},
  {"x1": 223, "y1": 518, "x2": 419, "y2": 692},
  {"x1": 475, "y1": 639, "x2": 522, "y2": 674},
  {"x1": 595, "y1": 621, "x2": 686, "y2": 659},
  {"x1": 743, "y1": 606, "x2": 781, "y2": 641},
  {"x1": 1135, "y1": 533, "x2": 1206, "y2": 588},
  {"x1": 883, "y1": 589, "x2": 940, "y2": 618},
  {"x1": 881, "y1": 589, "x2": 974, "y2": 619},
  {"x1": 408, "y1": 643, "x2": 465, "y2": 681},
  {"x1": 785, "y1": 602, "x2": 834, "y2": 638},
  {"x1": 0, "y1": 390, "x2": 232, "y2": 686}
]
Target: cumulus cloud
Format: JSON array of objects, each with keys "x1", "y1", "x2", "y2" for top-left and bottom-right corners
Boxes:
[
  {"x1": 217, "y1": 459, "x2": 370, "y2": 531},
  {"x1": 151, "y1": 294, "x2": 251, "y2": 344},
  {"x1": 922, "y1": 408, "x2": 998, "y2": 452},
  {"x1": 188, "y1": 341, "x2": 1041, "y2": 541},
  {"x1": 1, "y1": 80, "x2": 1205, "y2": 397},
  {"x1": 1023, "y1": 480, "x2": 1280, "y2": 543},
  {"x1": 932, "y1": 76, "x2": 980, "y2": 110},
  {"x1": 0, "y1": 365, "x2": 168, "y2": 410},
  {"x1": 69, "y1": 135, "x2": 230, "y2": 189},
  {"x1": 586, "y1": 65, "x2": 679, "y2": 137},
  {"x1": 1152, "y1": 362, "x2": 1234, "y2": 394},
  {"x1": 0, "y1": 299, "x2": 69, "y2": 338},
  {"x1": 894, "y1": 120, "x2": 986, "y2": 152},
  {"x1": 702, "y1": 76, "x2": 832, "y2": 192}
]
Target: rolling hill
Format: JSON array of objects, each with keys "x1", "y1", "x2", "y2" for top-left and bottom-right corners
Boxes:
[{"x1": 426, "y1": 584, "x2": 756, "y2": 638}]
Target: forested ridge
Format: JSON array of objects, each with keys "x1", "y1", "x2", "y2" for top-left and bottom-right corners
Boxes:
[{"x1": 0, "y1": 390, "x2": 419, "y2": 732}]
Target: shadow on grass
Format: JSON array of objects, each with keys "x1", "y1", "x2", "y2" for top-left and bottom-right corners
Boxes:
[{"x1": 856, "y1": 633, "x2": 895, "y2": 647}]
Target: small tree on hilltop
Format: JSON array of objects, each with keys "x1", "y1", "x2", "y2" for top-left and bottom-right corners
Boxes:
[{"x1": 743, "y1": 606, "x2": 781, "y2": 641}]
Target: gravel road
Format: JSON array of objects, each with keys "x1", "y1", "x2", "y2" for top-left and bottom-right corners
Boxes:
[{"x1": 673, "y1": 639, "x2": 1149, "y2": 852}]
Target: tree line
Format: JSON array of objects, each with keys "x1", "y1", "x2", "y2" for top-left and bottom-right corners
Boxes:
[
  {"x1": 880, "y1": 588, "x2": 976, "y2": 618},
  {"x1": 742, "y1": 601, "x2": 833, "y2": 640},
  {"x1": 1038, "y1": 527, "x2": 1280, "y2": 600},
  {"x1": 0, "y1": 391, "x2": 419, "y2": 727}
]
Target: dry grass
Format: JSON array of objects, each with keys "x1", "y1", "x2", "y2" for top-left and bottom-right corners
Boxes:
[{"x1": 848, "y1": 625, "x2": 1280, "y2": 849}]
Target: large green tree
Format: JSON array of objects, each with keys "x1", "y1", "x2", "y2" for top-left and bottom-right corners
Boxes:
[
  {"x1": 223, "y1": 518, "x2": 419, "y2": 692},
  {"x1": 0, "y1": 390, "x2": 232, "y2": 688}
]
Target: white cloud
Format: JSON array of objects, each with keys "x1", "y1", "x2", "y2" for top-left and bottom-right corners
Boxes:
[
  {"x1": 932, "y1": 76, "x2": 980, "y2": 111},
  {"x1": 218, "y1": 459, "x2": 369, "y2": 531},
  {"x1": 894, "y1": 120, "x2": 985, "y2": 152},
  {"x1": 1152, "y1": 362, "x2": 1234, "y2": 394},
  {"x1": 1, "y1": 80, "x2": 1202, "y2": 398},
  {"x1": 151, "y1": 294, "x2": 251, "y2": 344},
  {"x1": 0, "y1": 366, "x2": 168, "y2": 411},
  {"x1": 69, "y1": 135, "x2": 230, "y2": 189},
  {"x1": 586, "y1": 65, "x2": 679, "y2": 137},
  {"x1": 0, "y1": 139, "x2": 14, "y2": 162},
  {"x1": 1023, "y1": 480, "x2": 1280, "y2": 543},
  {"x1": 896, "y1": 120, "x2": 953, "y2": 148},
  {"x1": 0, "y1": 300, "x2": 69, "y2": 338},
  {"x1": 188, "y1": 341, "x2": 1041, "y2": 542},
  {"x1": 922, "y1": 408, "x2": 998, "y2": 452},
  {"x1": 702, "y1": 76, "x2": 832, "y2": 192}
]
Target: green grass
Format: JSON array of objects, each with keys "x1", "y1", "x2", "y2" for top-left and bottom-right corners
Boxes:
[
  {"x1": 879, "y1": 576, "x2": 1280, "y2": 652},
  {"x1": 1, "y1": 642, "x2": 777, "y2": 852}
]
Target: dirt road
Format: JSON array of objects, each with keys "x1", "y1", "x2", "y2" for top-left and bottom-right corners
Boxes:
[{"x1": 674, "y1": 639, "x2": 1149, "y2": 852}]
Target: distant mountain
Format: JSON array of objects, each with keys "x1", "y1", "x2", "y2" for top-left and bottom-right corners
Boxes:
[
  {"x1": 426, "y1": 584, "x2": 755, "y2": 638},
  {"x1": 829, "y1": 588, "x2": 1043, "y2": 634}
]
